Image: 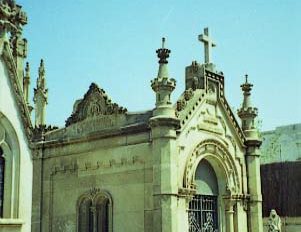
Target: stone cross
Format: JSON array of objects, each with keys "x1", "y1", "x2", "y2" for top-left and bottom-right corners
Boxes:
[{"x1": 198, "y1": 27, "x2": 216, "y2": 63}]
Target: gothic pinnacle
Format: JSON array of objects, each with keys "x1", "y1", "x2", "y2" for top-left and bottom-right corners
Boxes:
[
  {"x1": 240, "y1": 74, "x2": 254, "y2": 109},
  {"x1": 238, "y1": 74, "x2": 260, "y2": 138},
  {"x1": 39, "y1": 59, "x2": 45, "y2": 77},
  {"x1": 155, "y1": 37, "x2": 171, "y2": 79}
]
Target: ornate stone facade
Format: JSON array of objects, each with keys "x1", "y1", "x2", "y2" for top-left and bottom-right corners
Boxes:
[{"x1": 0, "y1": 2, "x2": 266, "y2": 232}]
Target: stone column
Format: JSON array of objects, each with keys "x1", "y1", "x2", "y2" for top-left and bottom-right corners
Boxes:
[
  {"x1": 150, "y1": 119, "x2": 179, "y2": 232},
  {"x1": 238, "y1": 76, "x2": 263, "y2": 232},
  {"x1": 246, "y1": 145, "x2": 263, "y2": 232},
  {"x1": 150, "y1": 38, "x2": 180, "y2": 232},
  {"x1": 31, "y1": 149, "x2": 43, "y2": 232},
  {"x1": 90, "y1": 206, "x2": 97, "y2": 232},
  {"x1": 224, "y1": 198, "x2": 235, "y2": 232}
]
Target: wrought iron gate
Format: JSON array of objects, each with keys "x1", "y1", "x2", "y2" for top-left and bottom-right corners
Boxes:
[{"x1": 188, "y1": 195, "x2": 219, "y2": 232}]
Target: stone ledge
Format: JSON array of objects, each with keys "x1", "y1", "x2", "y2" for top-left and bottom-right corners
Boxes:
[{"x1": 0, "y1": 218, "x2": 24, "y2": 226}]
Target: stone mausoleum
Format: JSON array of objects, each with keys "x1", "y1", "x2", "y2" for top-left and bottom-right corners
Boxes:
[{"x1": 0, "y1": 1, "x2": 265, "y2": 231}]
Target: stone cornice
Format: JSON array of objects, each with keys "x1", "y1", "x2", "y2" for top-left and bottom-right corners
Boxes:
[
  {"x1": 0, "y1": 39, "x2": 33, "y2": 141},
  {"x1": 149, "y1": 116, "x2": 180, "y2": 129},
  {"x1": 219, "y1": 97, "x2": 246, "y2": 146},
  {"x1": 32, "y1": 122, "x2": 150, "y2": 150},
  {"x1": 245, "y1": 138, "x2": 262, "y2": 148}
]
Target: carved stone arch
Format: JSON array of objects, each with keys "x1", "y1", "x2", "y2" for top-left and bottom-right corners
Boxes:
[
  {"x1": 183, "y1": 139, "x2": 240, "y2": 195},
  {"x1": 0, "y1": 112, "x2": 20, "y2": 218},
  {"x1": 77, "y1": 188, "x2": 113, "y2": 232}
]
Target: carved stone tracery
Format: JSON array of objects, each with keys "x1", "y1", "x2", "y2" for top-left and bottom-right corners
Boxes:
[
  {"x1": 65, "y1": 83, "x2": 127, "y2": 126},
  {"x1": 183, "y1": 139, "x2": 240, "y2": 194}
]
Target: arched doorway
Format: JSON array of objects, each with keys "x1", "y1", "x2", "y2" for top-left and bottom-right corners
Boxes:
[{"x1": 188, "y1": 159, "x2": 219, "y2": 232}]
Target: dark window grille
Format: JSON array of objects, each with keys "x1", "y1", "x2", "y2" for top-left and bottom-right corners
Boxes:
[
  {"x1": 188, "y1": 194, "x2": 219, "y2": 232},
  {"x1": 0, "y1": 148, "x2": 4, "y2": 218}
]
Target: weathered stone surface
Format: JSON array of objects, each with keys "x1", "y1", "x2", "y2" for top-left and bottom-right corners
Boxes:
[{"x1": 261, "y1": 123, "x2": 301, "y2": 164}]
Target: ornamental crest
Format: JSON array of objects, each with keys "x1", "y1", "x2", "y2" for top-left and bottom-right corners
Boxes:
[{"x1": 65, "y1": 83, "x2": 127, "y2": 126}]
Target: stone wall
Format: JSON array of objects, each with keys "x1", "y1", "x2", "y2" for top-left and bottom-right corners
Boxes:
[
  {"x1": 38, "y1": 131, "x2": 153, "y2": 232},
  {"x1": 0, "y1": 59, "x2": 33, "y2": 232},
  {"x1": 260, "y1": 124, "x2": 301, "y2": 232},
  {"x1": 261, "y1": 123, "x2": 301, "y2": 164},
  {"x1": 261, "y1": 162, "x2": 301, "y2": 232}
]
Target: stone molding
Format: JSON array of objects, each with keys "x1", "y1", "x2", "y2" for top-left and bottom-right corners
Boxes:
[
  {"x1": 1, "y1": 40, "x2": 33, "y2": 140},
  {"x1": 34, "y1": 122, "x2": 149, "y2": 150},
  {"x1": 183, "y1": 139, "x2": 240, "y2": 194},
  {"x1": 50, "y1": 155, "x2": 145, "y2": 176},
  {"x1": 0, "y1": 113, "x2": 20, "y2": 219},
  {"x1": 149, "y1": 116, "x2": 180, "y2": 129}
]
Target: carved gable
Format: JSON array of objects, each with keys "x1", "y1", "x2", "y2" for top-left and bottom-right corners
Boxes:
[
  {"x1": 176, "y1": 68, "x2": 245, "y2": 148},
  {"x1": 65, "y1": 83, "x2": 127, "y2": 126}
]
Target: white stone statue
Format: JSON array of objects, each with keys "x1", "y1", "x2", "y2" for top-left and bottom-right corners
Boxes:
[{"x1": 268, "y1": 209, "x2": 281, "y2": 232}]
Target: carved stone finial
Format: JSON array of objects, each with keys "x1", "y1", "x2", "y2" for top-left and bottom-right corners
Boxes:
[
  {"x1": 245, "y1": 74, "x2": 248, "y2": 83},
  {"x1": 34, "y1": 59, "x2": 48, "y2": 128},
  {"x1": 156, "y1": 37, "x2": 170, "y2": 64},
  {"x1": 240, "y1": 74, "x2": 253, "y2": 97},
  {"x1": 162, "y1": 37, "x2": 165, "y2": 48},
  {"x1": 39, "y1": 59, "x2": 45, "y2": 77},
  {"x1": 237, "y1": 74, "x2": 260, "y2": 140}
]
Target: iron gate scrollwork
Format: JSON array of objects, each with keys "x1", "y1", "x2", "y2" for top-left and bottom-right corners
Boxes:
[{"x1": 188, "y1": 195, "x2": 218, "y2": 232}]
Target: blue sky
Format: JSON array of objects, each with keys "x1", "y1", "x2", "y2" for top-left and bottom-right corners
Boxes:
[{"x1": 18, "y1": 0, "x2": 300, "y2": 131}]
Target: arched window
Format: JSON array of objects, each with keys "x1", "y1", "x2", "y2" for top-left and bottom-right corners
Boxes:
[
  {"x1": 0, "y1": 115, "x2": 20, "y2": 219},
  {"x1": 78, "y1": 190, "x2": 112, "y2": 232},
  {"x1": 188, "y1": 159, "x2": 219, "y2": 232},
  {"x1": 0, "y1": 147, "x2": 4, "y2": 217},
  {"x1": 78, "y1": 198, "x2": 93, "y2": 232}
]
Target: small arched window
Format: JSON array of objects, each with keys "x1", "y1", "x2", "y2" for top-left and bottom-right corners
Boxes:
[
  {"x1": 0, "y1": 147, "x2": 4, "y2": 217},
  {"x1": 78, "y1": 189, "x2": 112, "y2": 232}
]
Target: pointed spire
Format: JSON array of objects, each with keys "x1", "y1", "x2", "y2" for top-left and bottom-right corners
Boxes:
[
  {"x1": 37, "y1": 59, "x2": 46, "y2": 90},
  {"x1": 39, "y1": 59, "x2": 45, "y2": 78},
  {"x1": 240, "y1": 74, "x2": 254, "y2": 109},
  {"x1": 156, "y1": 37, "x2": 170, "y2": 79},
  {"x1": 34, "y1": 59, "x2": 48, "y2": 128},
  {"x1": 237, "y1": 74, "x2": 260, "y2": 140},
  {"x1": 151, "y1": 38, "x2": 176, "y2": 117}
]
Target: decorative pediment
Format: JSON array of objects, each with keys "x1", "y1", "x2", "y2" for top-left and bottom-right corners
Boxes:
[{"x1": 65, "y1": 83, "x2": 127, "y2": 126}]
